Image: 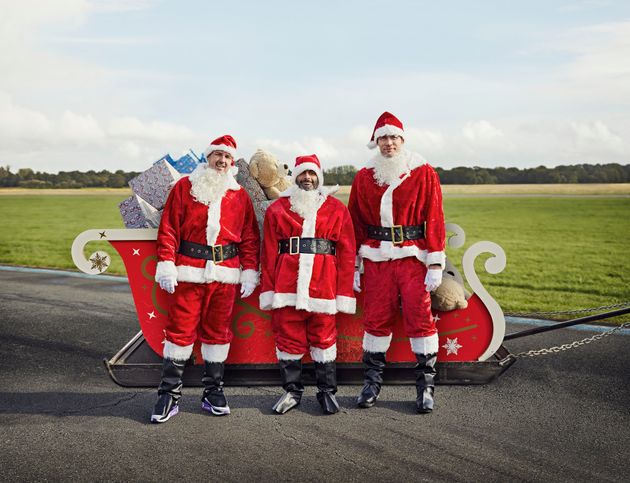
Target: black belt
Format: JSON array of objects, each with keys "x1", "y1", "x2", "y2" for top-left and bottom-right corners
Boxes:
[
  {"x1": 367, "y1": 224, "x2": 424, "y2": 244},
  {"x1": 179, "y1": 239, "x2": 238, "y2": 263},
  {"x1": 278, "y1": 237, "x2": 336, "y2": 255}
]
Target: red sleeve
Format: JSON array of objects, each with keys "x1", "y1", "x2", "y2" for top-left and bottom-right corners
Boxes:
[
  {"x1": 259, "y1": 202, "x2": 279, "y2": 308},
  {"x1": 423, "y1": 166, "x2": 446, "y2": 266},
  {"x1": 335, "y1": 205, "x2": 357, "y2": 313},
  {"x1": 238, "y1": 191, "x2": 261, "y2": 273},
  {"x1": 156, "y1": 179, "x2": 184, "y2": 263},
  {"x1": 348, "y1": 173, "x2": 366, "y2": 255}
]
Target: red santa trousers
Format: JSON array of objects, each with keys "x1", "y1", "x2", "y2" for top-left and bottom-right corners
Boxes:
[
  {"x1": 271, "y1": 306, "x2": 337, "y2": 356},
  {"x1": 165, "y1": 281, "x2": 237, "y2": 347},
  {"x1": 363, "y1": 257, "x2": 436, "y2": 338}
]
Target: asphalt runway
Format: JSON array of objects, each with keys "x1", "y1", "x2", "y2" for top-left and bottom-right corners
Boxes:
[{"x1": 0, "y1": 267, "x2": 628, "y2": 482}]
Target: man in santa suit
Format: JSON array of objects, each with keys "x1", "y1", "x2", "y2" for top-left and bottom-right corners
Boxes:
[
  {"x1": 259, "y1": 154, "x2": 356, "y2": 415},
  {"x1": 348, "y1": 112, "x2": 446, "y2": 413},
  {"x1": 150, "y1": 134, "x2": 260, "y2": 423}
]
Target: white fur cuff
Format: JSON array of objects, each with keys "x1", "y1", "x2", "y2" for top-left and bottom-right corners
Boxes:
[
  {"x1": 240, "y1": 269, "x2": 260, "y2": 286},
  {"x1": 410, "y1": 334, "x2": 439, "y2": 355},
  {"x1": 426, "y1": 251, "x2": 446, "y2": 269},
  {"x1": 163, "y1": 341, "x2": 193, "y2": 361},
  {"x1": 155, "y1": 260, "x2": 178, "y2": 282},
  {"x1": 276, "y1": 348, "x2": 304, "y2": 361},
  {"x1": 259, "y1": 291, "x2": 274, "y2": 310},
  {"x1": 336, "y1": 295, "x2": 356, "y2": 314},
  {"x1": 362, "y1": 332, "x2": 392, "y2": 353},
  {"x1": 310, "y1": 344, "x2": 337, "y2": 363},
  {"x1": 201, "y1": 343, "x2": 230, "y2": 363}
]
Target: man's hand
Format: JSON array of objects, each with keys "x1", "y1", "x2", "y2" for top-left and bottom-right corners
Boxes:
[
  {"x1": 158, "y1": 275, "x2": 177, "y2": 294},
  {"x1": 353, "y1": 270, "x2": 361, "y2": 292},
  {"x1": 240, "y1": 281, "x2": 256, "y2": 298},
  {"x1": 424, "y1": 268, "x2": 443, "y2": 292}
]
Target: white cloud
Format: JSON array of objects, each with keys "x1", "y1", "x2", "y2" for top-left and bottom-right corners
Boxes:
[{"x1": 462, "y1": 120, "x2": 504, "y2": 143}]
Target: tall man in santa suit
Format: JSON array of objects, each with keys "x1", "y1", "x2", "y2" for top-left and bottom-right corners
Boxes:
[
  {"x1": 260, "y1": 154, "x2": 356, "y2": 415},
  {"x1": 150, "y1": 134, "x2": 260, "y2": 423},
  {"x1": 348, "y1": 112, "x2": 446, "y2": 413}
]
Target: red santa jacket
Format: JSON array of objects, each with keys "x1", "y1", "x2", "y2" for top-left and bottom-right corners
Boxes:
[
  {"x1": 155, "y1": 170, "x2": 260, "y2": 285},
  {"x1": 348, "y1": 152, "x2": 446, "y2": 268},
  {"x1": 259, "y1": 186, "x2": 356, "y2": 315}
]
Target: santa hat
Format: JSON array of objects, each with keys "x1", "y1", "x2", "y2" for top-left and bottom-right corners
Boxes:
[
  {"x1": 292, "y1": 154, "x2": 324, "y2": 185},
  {"x1": 203, "y1": 134, "x2": 238, "y2": 160},
  {"x1": 367, "y1": 112, "x2": 404, "y2": 149}
]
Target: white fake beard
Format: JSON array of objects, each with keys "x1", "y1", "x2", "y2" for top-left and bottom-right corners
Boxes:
[
  {"x1": 189, "y1": 165, "x2": 230, "y2": 205},
  {"x1": 289, "y1": 186, "x2": 324, "y2": 218},
  {"x1": 372, "y1": 149, "x2": 410, "y2": 186}
]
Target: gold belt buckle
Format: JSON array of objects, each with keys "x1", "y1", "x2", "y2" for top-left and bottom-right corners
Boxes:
[
  {"x1": 390, "y1": 225, "x2": 404, "y2": 245},
  {"x1": 213, "y1": 244, "x2": 224, "y2": 263},
  {"x1": 289, "y1": 236, "x2": 300, "y2": 255}
]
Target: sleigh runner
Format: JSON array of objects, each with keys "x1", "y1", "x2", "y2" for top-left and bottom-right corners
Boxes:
[{"x1": 72, "y1": 221, "x2": 515, "y2": 386}]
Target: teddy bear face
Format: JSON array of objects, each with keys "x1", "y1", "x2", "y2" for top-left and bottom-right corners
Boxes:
[{"x1": 249, "y1": 149, "x2": 288, "y2": 188}]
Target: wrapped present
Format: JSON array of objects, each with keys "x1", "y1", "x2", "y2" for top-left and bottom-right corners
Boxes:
[
  {"x1": 119, "y1": 195, "x2": 150, "y2": 228},
  {"x1": 173, "y1": 154, "x2": 199, "y2": 174},
  {"x1": 128, "y1": 159, "x2": 180, "y2": 211},
  {"x1": 154, "y1": 154, "x2": 175, "y2": 167},
  {"x1": 136, "y1": 196, "x2": 162, "y2": 228},
  {"x1": 234, "y1": 158, "x2": 272, "y2": 235}
]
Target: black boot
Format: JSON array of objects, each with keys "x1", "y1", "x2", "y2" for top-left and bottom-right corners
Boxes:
[
  {"x1": 314, "y1": 361, "x2": 340, "y2": 415},
  {"x1": 201, "y1": 361, "x2": 230, "y2": 416},
  {"x1": 356, "y1": 351, "x2": 386, "y2": 408},
  {"x1": 151, "y1": 358, "x2": 186, "y2": 423},
  {"x1": 272, "y1": 359, "x2": 304, "y2": 414},
  {"x1": 414, "y1": 353, "x2": 437, "y2": 414}
]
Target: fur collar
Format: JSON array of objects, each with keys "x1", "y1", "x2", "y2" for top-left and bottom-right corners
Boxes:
[
  {"x1": 188, "y1": 163, "x2": 240, "y2": 206},
  {"x1": 366, "y1": 149, "x2": 426, "y2": 186}
]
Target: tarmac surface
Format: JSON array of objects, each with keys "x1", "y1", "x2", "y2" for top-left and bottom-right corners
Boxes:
[{"x1": 1, "y1": 267, "x2": 629, "y2": 482}]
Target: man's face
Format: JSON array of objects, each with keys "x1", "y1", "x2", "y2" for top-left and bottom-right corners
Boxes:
[
  {"x1": 207, "y1": 150, "x2": 233, "y2": 173},
  {"x1": 377, "y1": 135, "x2": 404, "y2": 158},
  {"x1": 296, "y1": 170, "x2": 319, "y2": 191}
]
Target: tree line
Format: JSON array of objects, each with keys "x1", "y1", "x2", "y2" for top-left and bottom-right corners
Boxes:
[{"x1": 0, "y1": 163, "x2": 629, "y2": 188}]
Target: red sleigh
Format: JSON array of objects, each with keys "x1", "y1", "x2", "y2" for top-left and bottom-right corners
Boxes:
[{"x1": 71, "y1": 223, "x2": 514, "y2": 386}]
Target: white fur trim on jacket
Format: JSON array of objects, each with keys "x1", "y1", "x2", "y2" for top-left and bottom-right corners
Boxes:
[
  {"x1": 410, "y1": 334, "x2": 439, "y2": 355},
  {"x1": 363, "y1": 332, "x2": 393, "y2": 353},
  {"x1": 201, "y1": 342, "x2": 231, "y2": 363},
  {"x1": 335, "y1": 295, "x2": 356, "y2": 314},
  {"x1": 155, "y1": 260, "x2": 178, "y2": 282},
  {"x1": 163, "y1": 341, "x2": 194, "y2": 361},
  {"x1": 176, "y1": 264, "x2": 241, "y2": 284},
  {"x1": 239, "y1": 269, "x2": 260, "y2": 286},
  {"x1": 359, "y1": 243, "x2": 446, "y2": 270},
  {"x1": 310, "y1": 344, "x2": 337, "y2": 363},
  {"x1": 276, "y1": 348, "x2": 304, "y2": 361},
  {"x1": 261, "y1": 292, "x2": 339, "y2": 315}
]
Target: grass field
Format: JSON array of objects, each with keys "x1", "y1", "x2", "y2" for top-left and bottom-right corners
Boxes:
[{"x1": 1, "y1": 188, "x2": 629, "y2": 323}]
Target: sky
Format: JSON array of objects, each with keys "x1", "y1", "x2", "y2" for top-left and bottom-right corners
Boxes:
[{"x1": 1, "y1": 0, "x2": 630, "y2": 173}]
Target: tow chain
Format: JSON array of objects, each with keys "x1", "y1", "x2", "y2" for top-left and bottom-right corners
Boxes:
[
  {"x1": 505, "y1": 301, "x2": 630, "y2": 319},
  {"x1": 514, "y1": 321, "x2": 630, "y2": 358}
]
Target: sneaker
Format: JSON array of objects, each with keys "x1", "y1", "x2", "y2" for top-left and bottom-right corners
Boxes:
[
  {"x1": 201, "y1": 391, "x2": 230, "y2": 416},
  {"x1": 151, "y1": 393, "x2": 179, "y2": 424}
]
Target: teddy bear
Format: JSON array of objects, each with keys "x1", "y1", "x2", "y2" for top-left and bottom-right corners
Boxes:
[
  {"x1": 430, "y1": 270, "x2": 470, "y2": 312},
  {"x1": 248, "y1": 149, "x2": 291, "y2": 200}
]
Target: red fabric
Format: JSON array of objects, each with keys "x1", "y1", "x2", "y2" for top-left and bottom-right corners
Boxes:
[
  {"x1": 271, "y1": 306, "x2": 336, "y2": 355},
  {"x1": 369, "y1": 111, "x2": 404, "y2": 143},
  {"x1": 260, "y1": 193, "x2": 356, "y2": 313},
  {"x1": 165, "y1": 281, "x2": 237, "y2": 346},
  {"x1": 348, "y1": 161, "x2": 445, "y2": 262},
  {"x1": 156, "y1": 176, "x2": 260, "y2": 277},
  {"x1": 209, "y1": 134, "x2": 237, "y2": 150},
  {"x1": 363, "y1": 258, "x2": 436, "y2": 338},
  {"x1": 295, "y1": 154, "x2": 321, "y2": 171}
]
